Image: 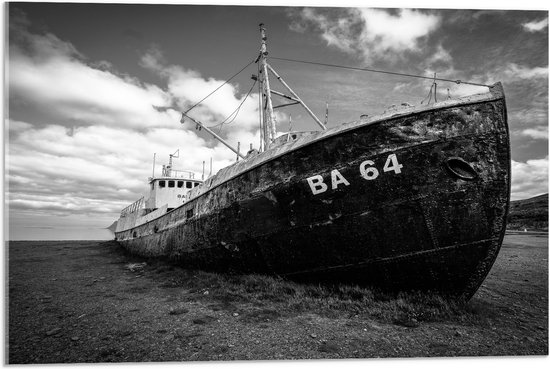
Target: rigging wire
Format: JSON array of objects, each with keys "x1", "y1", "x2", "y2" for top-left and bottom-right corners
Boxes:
[
  {"x1": 270, "y1": 56, "x2": 491, "y2": 87},
  {"x1": 209, "y1": 78, "x2": 258, "y2": 133},
  {"x1": 184, "y1": 59, "x2": 256, "y2": 115}
]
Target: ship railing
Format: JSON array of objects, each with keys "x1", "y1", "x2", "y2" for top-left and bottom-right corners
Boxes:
[
  {"x1": 164, "y1": 169, "x2": 197, "y2": 180},
  {"x1": 120, "y1": 197, "x2": 144, "y2": 217}
]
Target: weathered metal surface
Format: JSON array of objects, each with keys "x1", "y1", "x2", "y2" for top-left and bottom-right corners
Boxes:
[{"x1": 116, "y1": 83, "x2": 510, "y2": 300}]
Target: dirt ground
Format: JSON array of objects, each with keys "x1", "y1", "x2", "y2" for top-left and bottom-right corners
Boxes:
[{"x1": 7, "y1": 233, "x2": 548, "y2": 363}]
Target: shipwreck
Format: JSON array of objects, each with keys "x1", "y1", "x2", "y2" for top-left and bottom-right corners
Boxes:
[{"x1": 115, "y1": 24, "x2": 510, "y2": 300}]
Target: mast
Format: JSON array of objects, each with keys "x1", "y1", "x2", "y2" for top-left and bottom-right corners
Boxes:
[
  {"x1": 259, "y1": 23, "x2": 277, "y2": 149},
  {"x1": 258, "y1": 23, "x2": 326, "y2": 151}
]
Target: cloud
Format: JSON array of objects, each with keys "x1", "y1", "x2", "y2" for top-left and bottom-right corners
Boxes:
[
  {"x1": 358, "y1": 8, "x2": 440, "y2": 59},
  {"x1": 423, "y1": 44, "x2": 453, "y2": 69},
  {"x1": 520, "y1": 126, "x2": 548, "y2": 140},
  {"x1": 5, "y1": 121, "x2": 233, "y2": 219},
  {"x1": 140, "y1": 47, "x2": 262, "y2": 134},
  {"x1": 290, "y1": 7, "x2": 441, "y2": 63},
  {"x1": 498, "y1": 63, "x2": 548, "y2": 81},
  {"x1": 8, "y1": 17, "x2": 176, "y2": 130},
  {"x1": 511, "y1": 157, "x2": 549, "y2": 200},
  {"x1": 522, "y1": 17, "x2": 549, "y2": 32},
  {"x1": 7, "y1": 13, "x2": 263, "y2": 226}
]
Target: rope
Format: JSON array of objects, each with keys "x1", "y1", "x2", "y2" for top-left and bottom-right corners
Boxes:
[
  {"x1": 208, "y1": 78, "x2": 258, "y2": 133},
  {"x1": 270, "y1": 56, "x2": 491, "y2": 87},
  {"x1": 184, "y1": 59, "x2": 256, "y2": 114}
]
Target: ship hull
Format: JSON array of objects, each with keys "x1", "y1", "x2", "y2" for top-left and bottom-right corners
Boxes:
[{"x1": 116, "y1": 84, "x2": 510, "y2": 300}]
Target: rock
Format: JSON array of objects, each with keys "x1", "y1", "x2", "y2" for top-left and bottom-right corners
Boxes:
[
  {"x1": 125, "y1": 262, "x2": 147, "y2": 272},
  {"x1": 232, "y1": 312, "x2": 239, "y2": 317},
  {"x1": 169, "y1": 307, "x2": 189, "y2": 315},
  {"x1": 71, "y1": 336, "x2": 79, "y2": 341},
  {"x1": 310, "y1": 333, "x2": 317, "y2": 338},
  {"x1": 393, "y1": 317, "x2": 419, "y2": 328},
  {"x1": 46, "y1": 328, "x2": 62, "y2": 336},
  {"x1": 319, "y1": 340, "x2": 340, "y2": 353},
  {"x1": 367, "y1": 322, "x2": 382, "y2": 330}
]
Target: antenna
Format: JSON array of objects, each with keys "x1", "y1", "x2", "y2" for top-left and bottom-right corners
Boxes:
[
  {"x1": 169, "y1": 149, "x2": 179, "y2": 163},
  {"x1": 152, "y1": 153, "x2": 156, "y2": 178},
  {"x1": 202, "y1": 160, "x2": 205, "y2": 180},
  {"x1": 166, "y1": 149, "x2": 179, "y2": 177}
]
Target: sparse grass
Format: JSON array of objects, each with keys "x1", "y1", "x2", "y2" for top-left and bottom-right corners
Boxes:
[
  {"x1": 9, "y1": 239, "x2": 548, "y2": 362},
  {"x1": 146, "y1": 264, "x2": 481, "y2": 326}
]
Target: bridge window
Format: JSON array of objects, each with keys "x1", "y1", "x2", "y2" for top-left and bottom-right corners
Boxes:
[
  {"x1": 159, "y1": 180, "x2": 165, "y2": 188},
  {"x1": 177, "y1": 181, "x2": 184, "y2": 188},
  {"x1": 168, "y1": 180, "x2": 175, "y2": 188},
  {"x1": 186, "y1": 182, "x2": 192, "y2": 189}
]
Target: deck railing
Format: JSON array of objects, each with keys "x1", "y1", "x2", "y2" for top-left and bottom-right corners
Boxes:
[
  {"x1": 163, "y1": 169, "x2": 197, "y2": 180},
  {"x1": 120, "y1": 197, "x2": 144, "y2": 217}
]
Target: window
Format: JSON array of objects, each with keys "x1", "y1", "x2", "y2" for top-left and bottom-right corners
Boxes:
[
  {"x1": 194, "y1": 183, "x2": 199, "y2": 187},
  {"x1": 151, "y1": 183, "x2": 154, "y2": 190},
  {"x1": 159, "y1": 180, "x2": 165, "y2": 188},
  {"x1": 168, "y1": 180, "x2": 175, "y2": 188},
  {"x1": 186, "y1": 181, "x2": 192, "y2": 189},
  {"x1": 186, "y1": 209, "x2": 193, "y2": 219},
  {"x1": 177, "y1": 181, "x2": 184, "y2": 188}
]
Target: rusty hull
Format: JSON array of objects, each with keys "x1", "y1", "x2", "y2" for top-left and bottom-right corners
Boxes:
[{"x1": 116, "y1": 83, "x2": 510, "y2": 300}]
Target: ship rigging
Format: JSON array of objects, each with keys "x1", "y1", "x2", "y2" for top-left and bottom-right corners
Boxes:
[
  {"x1": 115, "y1": 23, "x2": 510, "y2": 301},
  {"x1": 181, "y1": 23, "x2": 491, "y2": 158}
]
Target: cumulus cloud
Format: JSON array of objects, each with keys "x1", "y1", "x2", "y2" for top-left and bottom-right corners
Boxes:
[
  {"x1": 9, "y1": 20, "x2": 176, "y2": 130},
  {"x1": 7, "y1": 14, "x2": 263, "y2": 226},
  {"x1": 511, "y1": 157, "x2": 549, "y2": 201},
  {"x1": 522, "y1": 17, "x2": 549, "y2": 32},
  {"x1": 290, "y1": 7, "x2": 441, "y2": 63},
  {"x1": 140, "y1": 47, "x2": 264, "y2": 138},
  {"x1": 358, "y1": 8, "x2": 440, "y2": 59}
]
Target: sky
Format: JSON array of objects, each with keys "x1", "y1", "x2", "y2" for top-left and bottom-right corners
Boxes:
[{"x1": 4, "y1": 1, "x2": 549, "y2": 233}]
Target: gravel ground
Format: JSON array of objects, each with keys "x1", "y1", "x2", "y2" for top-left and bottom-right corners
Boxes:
[{"x1": 7, "y1": 233, "x2": 548, "y2": 363}]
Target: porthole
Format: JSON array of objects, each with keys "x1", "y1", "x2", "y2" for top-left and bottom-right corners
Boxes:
[{"x1": 445, "y1": 157, "x2": 477, "y2": 180}]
